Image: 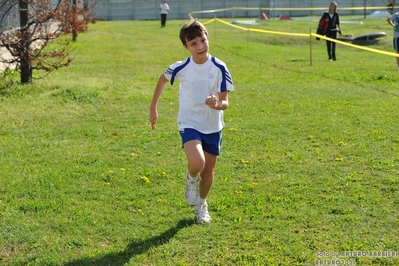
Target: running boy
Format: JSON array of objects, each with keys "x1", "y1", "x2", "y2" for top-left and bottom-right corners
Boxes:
[{"x1": 149, "y1": 20, "x2": 234, "y2": 223}]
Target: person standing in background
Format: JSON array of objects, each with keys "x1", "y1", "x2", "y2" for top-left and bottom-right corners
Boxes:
[
  {"x1": 319, "y1": 2, "x2": 342, "y2": 61},
  {"x1": 387, "y1": 10, "x2": 399, "y2": 70},
  {"x1": 159, "y1": 0, "x2": 170, "y2": 28},
  {"x1": 387, "y1": 0, "x2": 394, "y2": 15}
]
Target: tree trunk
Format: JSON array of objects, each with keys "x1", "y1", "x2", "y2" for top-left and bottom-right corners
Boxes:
[
  {"x1": 18, "y1": 0, "x2": 32, "y2": 83},
  {"x1": 72, "y1": 0, "x2": 77, "y2": 41},
  {"x1": 83, "y1": 0, "x2": 88, "y2": 10}
]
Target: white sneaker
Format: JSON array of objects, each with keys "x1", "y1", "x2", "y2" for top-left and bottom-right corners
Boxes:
[
  {"x1": 195, "y1": 203, "x2": 211, "y2": 223},
  {"x1": 184, "y1": 173, "x2": 199, "y2": 205}
]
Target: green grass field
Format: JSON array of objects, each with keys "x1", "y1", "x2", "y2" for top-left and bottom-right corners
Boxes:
[{"x1": 1, "y1": 17, "x2": 399, "y2": 265}]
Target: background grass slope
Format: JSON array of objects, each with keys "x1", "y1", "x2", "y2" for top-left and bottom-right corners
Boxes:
[{"x1": 0, "y1": 17, "x2": 398, "y2": 265}]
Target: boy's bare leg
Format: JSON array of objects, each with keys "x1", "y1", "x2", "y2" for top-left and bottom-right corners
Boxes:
[
  {"x1": 199, "y1": 151, "x2": 217, "y2": 199},
  {"x1": 183, "y1": 141, "x2": 218, "y2": 198},
  {"x1": 183, "y1": 140, "x2": 204, "y2": 177},
  {"x1": 184, "y1": 141, "x2": 216, "y2": 223}
]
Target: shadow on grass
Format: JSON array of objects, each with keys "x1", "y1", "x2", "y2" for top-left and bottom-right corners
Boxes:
[{"x1": 64, "y1": 218, "x2": 195, "y2": 266}]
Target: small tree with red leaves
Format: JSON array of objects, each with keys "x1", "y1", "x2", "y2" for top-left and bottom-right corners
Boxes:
[
  {"x1": 0, "y1": 0, "x2": 95, "y2": 83},
  {"x1": 69, "y1": 0, "x2": 95, "y2": 41}
]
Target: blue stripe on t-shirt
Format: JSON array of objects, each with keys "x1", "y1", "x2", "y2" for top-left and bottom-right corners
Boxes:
[
  {"x1": 211, "y1": 56, "x2": 233, "y2": 92},
  {"x1": 169, "y1": 57, "x2": 190, "y2": 85}
]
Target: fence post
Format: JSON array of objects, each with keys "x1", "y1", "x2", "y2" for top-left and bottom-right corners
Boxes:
[
  {"x1": 310, "y1": 28, "x2": 313, "y2": 66},
  {"x1": 214, "y1": 15, "x2": 216, "y2": 40},
  {"x1": 247, "y1": 30, "x2": 249, "y2": 50}
]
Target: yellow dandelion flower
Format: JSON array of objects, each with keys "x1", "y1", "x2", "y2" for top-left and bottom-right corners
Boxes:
[
  {"x1": 131, "y1": 153, "x2": 138, "y2": 156},
  {"x1": 162, "y1": 172, "x2": 166, "y2": 176},
  {"x1": 335, "y1": 157, "x2": 344, "y2": 161},
  {"x1": 108, "y1": 170, "x2": 114, "y2": 173},
  {"x1": 235, "y1": 190, "x2": 243, "y2": 194},
  {"x1": 120, "y1": 168, "x2": 125, "y2": 171},
  {"x1": 339, "y1": 141, "x2": 347, "y2": 146},
  {"x1": 229, "y1": 128, "x2": 237, "y2": 131},
  {"x1": 240, "y1": 159, "x2": 249, "y2": 164},
  {"x1": 141, "y1": 176, "x2": 151, "y2": 184},
  {"x1": 157, "y1": 152, "x2": 161, "y2": 155}
]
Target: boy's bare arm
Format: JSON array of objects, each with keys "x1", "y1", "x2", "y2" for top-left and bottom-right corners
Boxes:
[
  {"x1": 387, "y1": 18, "x2": 394, "y2": 27},
  {"x1": 149, "y1": 74, "x2": 169, "y2": 130},
  {"x1": 205, "y1": 91, "x2": 229, "y2": 110}
]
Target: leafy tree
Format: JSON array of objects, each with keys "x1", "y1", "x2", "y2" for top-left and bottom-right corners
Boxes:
[{"x1": 0, "y1": 0, "x2": 94, "y2": 83}]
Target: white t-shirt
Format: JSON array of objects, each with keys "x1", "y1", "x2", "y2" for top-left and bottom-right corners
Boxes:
[
  {"x1": 164, "y1": 55, "x2": 234, "y2": 134},
  {"x1": 388, "y1": 12, "x2": 399, "y2": 38},
  {"x1": 160, "y1": 3, "x2": 169, "y2": 14}
]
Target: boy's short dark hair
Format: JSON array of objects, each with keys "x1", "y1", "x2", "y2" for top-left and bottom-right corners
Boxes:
[{"x1": 179, "y1": 20, "x2": 208, "y2": 46}]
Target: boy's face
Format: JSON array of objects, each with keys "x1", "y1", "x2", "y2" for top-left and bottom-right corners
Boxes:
[{"x1": 184, "y1": 33, "x2": 209, "y2": 64}]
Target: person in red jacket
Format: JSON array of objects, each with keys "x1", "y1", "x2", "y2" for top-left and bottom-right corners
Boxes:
[
  {"x1": 319, "y1": 2, "x2": 342, "y2": 61},
  {"x1": 317, "y1": 17, "x2": 329, "y2": 38}
]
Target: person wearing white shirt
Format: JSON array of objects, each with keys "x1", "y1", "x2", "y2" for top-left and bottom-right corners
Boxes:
[
  {"x1": 150, "y1": 20, "x2": 234, "y2": 223},
  {"x1": 159, "y1": 0, "x2": 170, "y2": 28}
]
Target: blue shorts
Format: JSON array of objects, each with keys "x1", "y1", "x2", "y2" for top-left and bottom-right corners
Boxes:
[{"x1": 179, "y1": 128, "x2": 222, "y2": 156}]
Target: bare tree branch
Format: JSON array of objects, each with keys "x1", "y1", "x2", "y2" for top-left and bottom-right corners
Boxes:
[{"x1": 0, "y1": 0, "x2": 95, "y2": 83}]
